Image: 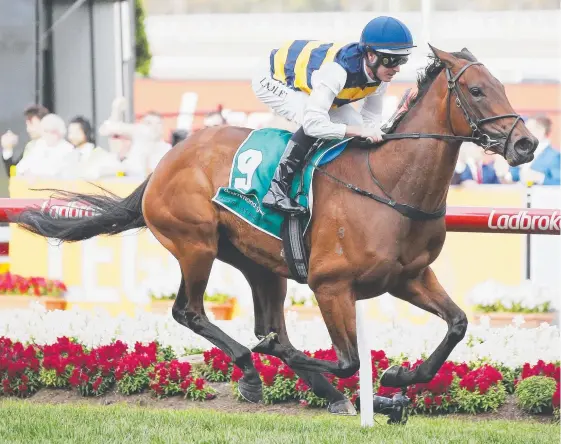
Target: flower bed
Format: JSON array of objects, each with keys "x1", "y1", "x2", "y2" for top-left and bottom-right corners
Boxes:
[
  {"x1": 0, "y1": 304, "x2": 558, "y2": 417},
  {"x1": 0, "y1": 332, "x2": 558, "y2": 419},
  {"x1": 0, "y1": 273, "x2": 66, "y2": 298},
  {"x1": 0, "y1": 273, "x2": 68, "y2": 311},
  {"x1": 203, "y1": 347, "x2": 558, "y2": 417},
  {"x1": 1, "y1": 336, "x2": 215, "y2": 401}
]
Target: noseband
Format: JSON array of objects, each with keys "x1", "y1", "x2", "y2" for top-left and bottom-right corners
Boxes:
[{"x1": 382, "y1": 60, "x2": 523, "y2": 151}]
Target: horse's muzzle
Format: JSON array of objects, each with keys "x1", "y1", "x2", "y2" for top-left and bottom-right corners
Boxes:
[{"x1": 506, "y1": 136, "x2": 538, "y2": 167}]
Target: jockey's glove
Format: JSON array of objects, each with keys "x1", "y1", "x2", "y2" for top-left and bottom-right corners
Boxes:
[{"x1": 346, "y1": 125, "x2": 384, "y2": 143}]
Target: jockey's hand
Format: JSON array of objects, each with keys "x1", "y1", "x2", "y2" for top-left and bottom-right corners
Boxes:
[{"x1": 345, "y1": 126, "x2": 384, "y2": 144}]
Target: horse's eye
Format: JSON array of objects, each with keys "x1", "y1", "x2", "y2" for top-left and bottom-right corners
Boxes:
[{"x1": 469, "y1": 87, "x2": 483, "y2": 97}]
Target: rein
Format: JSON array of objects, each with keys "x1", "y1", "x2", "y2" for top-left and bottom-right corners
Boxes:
[{"x1": 313, "y1": 60, "x2": 523, "y2": 221}]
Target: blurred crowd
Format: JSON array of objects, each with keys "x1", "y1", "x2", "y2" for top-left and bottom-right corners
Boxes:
[
  {"x1": 0, "y1": 98, "x2": 192, "y2": 181},
  {"x1": 1, "y1": 99, "x2": 558, "y2": 186}
]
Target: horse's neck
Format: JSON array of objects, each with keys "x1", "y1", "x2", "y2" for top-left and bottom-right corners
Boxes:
[{"x1": 374, "y1": 78, "x2": 462, "y2": 212}]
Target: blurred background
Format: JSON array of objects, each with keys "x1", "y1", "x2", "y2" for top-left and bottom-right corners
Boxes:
[{"x1": 0, "y1": 0, "x2": 559, "y2": 327}]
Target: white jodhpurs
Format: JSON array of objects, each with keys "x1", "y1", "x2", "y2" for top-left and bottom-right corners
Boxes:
[{"x1": 251, "y1": 70, "x2": 363, "y2": 127}]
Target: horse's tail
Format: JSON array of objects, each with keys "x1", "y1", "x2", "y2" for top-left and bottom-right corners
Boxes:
[{"x1": 14, "y1": 177, "x2": 150, "y2": 243}]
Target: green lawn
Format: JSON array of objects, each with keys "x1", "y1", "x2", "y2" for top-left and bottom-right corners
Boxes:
[{"x1": 0, "y1": 400, "x2": 557, "y2": 444}]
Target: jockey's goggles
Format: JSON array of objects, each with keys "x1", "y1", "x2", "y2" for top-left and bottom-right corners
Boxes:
[{"x1": 376, "y1": 52, "x2": 409, "y2": 68}]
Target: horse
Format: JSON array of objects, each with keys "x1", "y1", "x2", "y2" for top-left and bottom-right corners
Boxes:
[{"x1": 14, "y1": 45, "x2": 537, "y2": 416}]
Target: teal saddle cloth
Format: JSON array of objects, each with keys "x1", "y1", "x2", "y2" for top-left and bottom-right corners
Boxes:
[{"x1": 212, "y1": 128, "x2": 352, "y2": 239}]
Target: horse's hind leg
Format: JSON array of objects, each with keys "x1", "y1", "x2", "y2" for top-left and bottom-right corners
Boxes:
[
  {"x1": 381, "y1": 266, "x2": 468, "y2": 388},
  {"x1": 218, "y1": 244, "x2": 356, "y2": 415},
  {"x1": 170, "y1": 246, "x2": 263, "y2": 403}
]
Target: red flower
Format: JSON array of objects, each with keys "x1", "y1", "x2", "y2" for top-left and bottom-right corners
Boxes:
[
  {"x1": 231, "y1": 366, "x2": 243, "y2": 382},
  {"x1": 459, "y1": 365, "x2": 502, "y2": 394},
  {"x1": 377, "y1": 358, "x2": 390, "y2": 370},
  {"x1": 434, "y1": 395, "x2": 442, "y2": 406},
  {"x1": 295, "y1": 378, "x2": 310, "y2": 392},
  {"x1": 169, "y1": 367, "x2": 179, "y2": 382},
  {"x1": 424, "y1": 397, "x2": 432, "y2": 407},
  {"x1": 195, "y1": 378, "x2": 205, "y2": 390},
  {"x1": 180, "y1": 377, "x2": 193, "y2": 391},
  {"x1": 377, "y1": 386, "x2": 401, "y2": 398},
  {"x1": 260, "y1": 365, "x2": 277, "y2": 386},
  {"x1": 178, "y1": 362, "x2": 191, "y2": 379},
  {"x1": 69, "y1": 370, "x2": 81, "y2": 387},
  {"x1": 336, "y1": 375, "x2": 359, "y2": 392},
  {"x1": 92, "y1": 377, "x2": 103, "y2": 392},
  {"x1": 267, "y1": 356, "x2": 283, "y2": 368},
  {"x1": 278, "y1": 364, "x2": 295, "y2": 380},
  {"x1": 150, "y1": 383, "x2": 163, "y2": 395},
  {"x1": 371, "y1": 350, "x2": 386, "y2": 362}
]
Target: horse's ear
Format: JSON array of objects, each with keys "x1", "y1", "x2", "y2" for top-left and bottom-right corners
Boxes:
[
  {"x1": 427, "y1": 43, "x2": 457, "y2": 68},
  {"x1": 461, "y1": 47, "x2": 477, "y2": 61}
]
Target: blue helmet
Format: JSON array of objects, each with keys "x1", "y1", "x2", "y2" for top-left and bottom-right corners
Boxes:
[{"x1": 359, "y1": 16, "x2": 415, "y2": 55}]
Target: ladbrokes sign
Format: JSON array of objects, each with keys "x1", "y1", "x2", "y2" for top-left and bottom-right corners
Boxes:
[{"x1": 488, "y1": 210, "x2": 560, "y2": 233}]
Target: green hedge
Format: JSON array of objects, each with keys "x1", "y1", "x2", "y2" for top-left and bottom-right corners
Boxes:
[{"x1": 135, "y1": 0, "x2": 152, "y2": 77}]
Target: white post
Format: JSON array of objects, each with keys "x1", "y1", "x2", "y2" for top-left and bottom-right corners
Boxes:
[{"x1": 356, "y1": 299, "x2": 373, "y2": 427}]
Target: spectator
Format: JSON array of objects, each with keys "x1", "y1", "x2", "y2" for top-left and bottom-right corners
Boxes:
[
  {"x1": 141, "y1": 111, "x2": 173, "y2": 174},
  {"x1": 63, "y1": 116, "x2": 122, "y2": 180},
  {"x1": 502, "y1": 115, "x2": 560, "y2": 186},
  {"x1": 100, "y1": 100, "x2": 172, "y2": 177},
  {"x1": 0, "y1": 104, "x2": 49, "y2": 176},
  {"x1": 15, "y1": 113, "x2": 74, "y2": 178},
  {"x1": 454, "y1": 147, "x2": 507, "y2": 185}
]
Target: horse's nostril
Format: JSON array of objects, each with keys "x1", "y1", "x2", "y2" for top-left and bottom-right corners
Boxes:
[{"x1": 514, "y1": 137, "x2": 535, "y2": 154}]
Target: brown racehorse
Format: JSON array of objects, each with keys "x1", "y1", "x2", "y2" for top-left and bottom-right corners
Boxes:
[{"x1": 14, "y1": 45, "x2": 537, "y2": 416}]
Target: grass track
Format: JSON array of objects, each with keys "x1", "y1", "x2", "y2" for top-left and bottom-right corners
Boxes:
[{"x1": 0, "y1": 400, "x2": 557, "y2": 444}]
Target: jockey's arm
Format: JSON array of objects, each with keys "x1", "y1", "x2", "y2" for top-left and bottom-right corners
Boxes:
[
  {"x1": 302, "y1": 62, "x2": 348, "y2": 140},
  {"x1": 302, "y1": 62, "x2": 383, "y2": 141},
  {"x1": 360, "y1": 82, "x2": 388, "y2": 129}
]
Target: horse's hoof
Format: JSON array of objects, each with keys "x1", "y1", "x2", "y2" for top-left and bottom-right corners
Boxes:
[
  {"x1": 327, "y1": 399, "x2": 357, "y2": 416},
  {"x1": 252, "y1": 332, "x2": 279, "y2": 354},
  {"x1": 380, "y1": 365, "x2": 408, "y2": 388},
  {"x1": 237, "y1": 377, "x2": 263, "y2": 404}
]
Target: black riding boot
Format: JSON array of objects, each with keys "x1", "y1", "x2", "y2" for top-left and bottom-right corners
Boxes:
[{"x1": 262, "y1": 127, "x2": 316, "y2": 215}]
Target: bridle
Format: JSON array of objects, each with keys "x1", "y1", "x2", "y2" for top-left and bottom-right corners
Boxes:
[
  {"x1": 381, "y1": 61, "x2": 523, "y2": 151},
  {"x1": 312, "y1": 59, "x2": 524, "y2": 221}
]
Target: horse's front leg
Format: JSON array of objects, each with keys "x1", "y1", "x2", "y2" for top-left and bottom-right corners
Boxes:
[{"x1": 381, "y1": 266, "x2": 468, "y2": 387}]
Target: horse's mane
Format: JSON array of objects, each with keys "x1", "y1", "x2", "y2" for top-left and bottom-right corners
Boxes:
[{"x1": 383, "y1": 50, "x2": 478, "y2": 134}]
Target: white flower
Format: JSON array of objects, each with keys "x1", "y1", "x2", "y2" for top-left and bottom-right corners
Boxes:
[
  {"x1": 0, "y1": 307, "x2": 558, "y2": 370},
  {"x1": 512, "y1": 315, "x2": 525, "y2": 327}
]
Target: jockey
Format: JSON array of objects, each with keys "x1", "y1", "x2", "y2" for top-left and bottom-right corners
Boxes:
[{"x1": 252, "y1": 16, "x2": 415, "y2": 215}]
